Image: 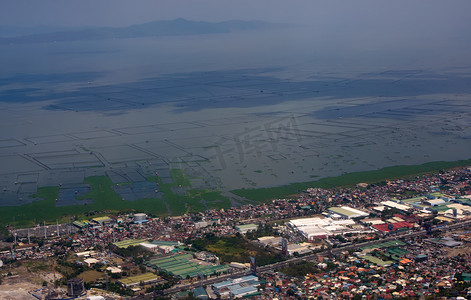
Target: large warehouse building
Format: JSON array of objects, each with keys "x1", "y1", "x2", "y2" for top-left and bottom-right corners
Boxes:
[
  {"x1": 328, "y1": 206, "x2": 369, "y2": 219},
  {"x1": 288, "y1": 217, "x2": 367, "y2": 240}
]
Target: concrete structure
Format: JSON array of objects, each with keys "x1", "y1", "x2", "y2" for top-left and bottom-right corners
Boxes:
[
  {"x1": 106, "y1": 266, "x2": 122, "y2": 274},
  {"x1": 140, "y1": 243, "x2": 159, "y2": 252},
  {"x1": 67, "y1": 278, "x2": 84, "y2": 297},
  {"x1": 84, "y1": 258, "x2": 100, "y2": 267},
  {"x1": 134, "y1": 213, "x2": 148, "y2": 223}
]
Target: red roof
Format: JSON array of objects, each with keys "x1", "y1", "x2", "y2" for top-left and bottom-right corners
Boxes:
[{"x1": 373, "y1": 221, "x2": 414, "y2": 232}]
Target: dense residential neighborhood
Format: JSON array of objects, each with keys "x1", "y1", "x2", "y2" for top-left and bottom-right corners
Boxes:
[{"x1": 2, "y1": 166, "x2": 471, "y2": 299}]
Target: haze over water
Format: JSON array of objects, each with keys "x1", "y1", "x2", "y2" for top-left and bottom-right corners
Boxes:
[{"x1": 1, "y1": 0, "x2": 471, "y2": 206}]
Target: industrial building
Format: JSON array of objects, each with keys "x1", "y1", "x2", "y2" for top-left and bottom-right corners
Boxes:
[
  {"x1": 381, "y1": 200, "x2": 412, "y2": 211},
  {"x1": 193, "y1": 286, "x2": 209, "y2": 299},
  {"x1": 288, "y1": 217, "x2": 367, "y2": 240},
  {"x1": 424, "y1": 199, "x2": 447, "y2": 207},
  {"x1": 286, "y1": 243, "x2": 312, "y2": 256},
  {"x1": 257, "y1": 236, "x2": 283, "y2": 247},
  {"x1": 146, "y1": 253, "x2": 230, "y2": 279},
  {"x1": 141, "y1": 240, "x2": 180, "y2": 253},
  {"x1": 328, "y1": 206, "x2": 369, "y2": 219},
  {"x1": 134, "y1": 213, "x2": 148, "y2": 224},
  {"x1": 212, "y1": 275, "x2": 259, "y2": 298},
  {"x1": 113, "y1": 239, "x2": 148, "y2": 248},
  {"x1": 235, "y1": 223, "x2": 258, "y2": 234},
  {"x1": 90, "y1": 216, "x2": 114, "y2": 227},
  {"x1": 118, "y1": 273, "x2": 163, "y2": 288}
]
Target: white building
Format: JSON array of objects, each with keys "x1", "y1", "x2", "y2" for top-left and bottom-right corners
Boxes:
[
  {"x1": 289, "y1": 217, "x2": 364, "y2": 240},
  {"x1": 381, "y1": 200, "x2": 411, "y2": 211}
]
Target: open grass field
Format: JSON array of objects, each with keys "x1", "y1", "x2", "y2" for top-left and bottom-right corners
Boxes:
[
  {"x1": 78, "y1": 270, "x2": 104, "y2": 283},
  {"x1": 192, "y1": 235, "x2": 283, "y2": 266},
  {"x1": 231, "y1": 159, "x2": 471, "y2": 202}
]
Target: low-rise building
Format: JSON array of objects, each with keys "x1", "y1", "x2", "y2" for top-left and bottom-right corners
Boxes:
[
  {"x1": 118, "y1": 273, "x2": 162, "y2": 288},
  {"x1": 235, "y1": 224, "x2": 258, "y2": 234}
]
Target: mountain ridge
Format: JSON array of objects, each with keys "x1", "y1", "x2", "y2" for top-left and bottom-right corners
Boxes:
[{"x1": 0, "y1": 18, "x2": 283, "y2": 44}]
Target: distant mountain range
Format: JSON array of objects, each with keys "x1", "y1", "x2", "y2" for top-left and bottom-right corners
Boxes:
[{"x1": 0, "y1": 18, "x2": 283, "y2": 44}]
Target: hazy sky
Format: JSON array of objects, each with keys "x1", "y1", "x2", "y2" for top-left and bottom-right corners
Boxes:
[{"x1": 1, "y1": 0, "x2": 470, "y2": 31}]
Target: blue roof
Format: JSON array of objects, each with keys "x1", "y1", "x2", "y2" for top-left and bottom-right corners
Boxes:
[
  {"x1": 213, "y1": 275, "x2": 259, "y2": 291},
  {"x1": 238, "y1": 275, "x2": 258, "y2": 282},
  {"x1": 213, "y1": 279, "x2": 233, "y2": 289},
  {"x1": 193, "y1": 287, "x2": 208, "y2": 299}
]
